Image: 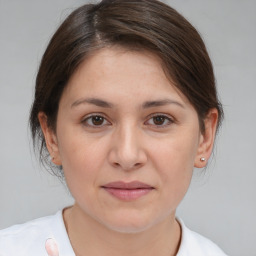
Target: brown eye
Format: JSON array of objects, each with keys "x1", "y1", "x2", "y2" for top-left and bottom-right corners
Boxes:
[
  {"x1": 91, "y1": 116, "x2": 104, "y2": 125},
  {"x1": 153, "y1": 116, "x2": 166, "y2": 125},
  {"x1": 145, "y1": 114, "x2": 173, "y2": 127},
  {"x1": 83, "y1": 115, "x2": 110, "y2": 127}
]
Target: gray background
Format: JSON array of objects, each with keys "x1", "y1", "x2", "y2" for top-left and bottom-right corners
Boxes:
[{"x1": 0, "y1": 0, "x2": 255, "y2": 255}]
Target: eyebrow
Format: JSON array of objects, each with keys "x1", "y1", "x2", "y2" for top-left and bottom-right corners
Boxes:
[
  {"x1": 71, "y1": 98, "x2": 114, "y2": 108},
  {"x1": 142, "y1": 99, "x2": 185, "y2": 109},
  {"x1": 71, "y1": 97, "x2": 184, "y2": 109}
]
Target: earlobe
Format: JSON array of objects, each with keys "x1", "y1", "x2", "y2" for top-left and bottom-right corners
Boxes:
[
  {"x1": 38, "y1": 112, "x2": 62, "y2": 166},
  {"x1": 194, "y1": 109, "x2": 218, "y2": 168}
]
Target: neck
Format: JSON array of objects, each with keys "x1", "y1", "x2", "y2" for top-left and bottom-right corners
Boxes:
[{"x1": 63, "y1": 204, "x2": 181, "y2": 256}]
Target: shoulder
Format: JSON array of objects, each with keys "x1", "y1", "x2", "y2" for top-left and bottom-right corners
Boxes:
[
  {"x1": 0, "y1": 210, "x2": 73, "y2": 256},
  {"x1": 177, "y1": 218, "x2": 228, "y2": 256}
]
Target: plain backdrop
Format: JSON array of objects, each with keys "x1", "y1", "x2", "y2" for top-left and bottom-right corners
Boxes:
[{"x1": 0, "y1": 1, "x2": 255, "y2": 255}]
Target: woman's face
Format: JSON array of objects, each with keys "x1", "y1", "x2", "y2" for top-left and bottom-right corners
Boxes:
[{"x1": 41, "y1": 47, "x2": 216, "y2": 233}]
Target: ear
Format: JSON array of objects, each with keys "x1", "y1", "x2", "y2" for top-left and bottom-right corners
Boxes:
[
  {"x1": 38, "y1": 112, "x2": 62, "y2": 166},
  {"x1": 194, "y1": 108, "x2": 218, "y2": 168}
]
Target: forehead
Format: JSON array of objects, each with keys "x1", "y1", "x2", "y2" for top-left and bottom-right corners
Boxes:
[{"x1": 61, "y1": 47, "x2": 189, "y2": 107}]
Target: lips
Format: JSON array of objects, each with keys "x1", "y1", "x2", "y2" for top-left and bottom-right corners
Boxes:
[{"x1": 101, "y1": 181, "x2": 154, "y2": 201}]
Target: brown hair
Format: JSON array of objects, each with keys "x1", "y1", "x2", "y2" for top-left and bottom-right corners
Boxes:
[{"x1": 30, "y1": 0, "x2": 223, "y2": 170}]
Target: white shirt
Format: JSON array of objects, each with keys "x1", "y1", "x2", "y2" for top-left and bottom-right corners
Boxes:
[{"x1": 0, "y1": 210, "x2": 227, "y2": 256}]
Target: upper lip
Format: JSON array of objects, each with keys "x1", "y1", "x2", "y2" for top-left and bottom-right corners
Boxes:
[{"x1": 102, "y1": 181, "x2": 154, "y2": 189}]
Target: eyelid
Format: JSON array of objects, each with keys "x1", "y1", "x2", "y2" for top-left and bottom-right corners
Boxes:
[
  {"x1": 144, "y1": 113, "x2": 175, "y2": 127},
  {"x1": 81, "y1": 112, "x2": 175, "y2": 128},
  {"x1": 81, "y1": 113, "x2": 111, "y2": 127}
]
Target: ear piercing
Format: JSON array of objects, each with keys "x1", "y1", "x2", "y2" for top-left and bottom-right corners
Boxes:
[{"x1": 200, "y1": 157, "x2": 206, "y2": 162}]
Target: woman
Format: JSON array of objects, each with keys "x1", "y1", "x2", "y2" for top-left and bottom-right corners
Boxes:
[{"x1": 0, "y1": 0, "x2": 227, "y2": 255}]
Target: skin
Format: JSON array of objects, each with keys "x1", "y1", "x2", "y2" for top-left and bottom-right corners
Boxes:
[{"x1": 39, "y1": 47, "x2": 218, "y2": 256}]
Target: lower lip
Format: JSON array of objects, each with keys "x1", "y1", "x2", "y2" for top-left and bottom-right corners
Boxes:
[{"x1": 102, "y1": 187, "x2": 153, "y2": 201}]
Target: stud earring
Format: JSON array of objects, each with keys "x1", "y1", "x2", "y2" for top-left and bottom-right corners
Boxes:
[{"x1": 200, "y1": 157, "x2": 206, "y2": 162}]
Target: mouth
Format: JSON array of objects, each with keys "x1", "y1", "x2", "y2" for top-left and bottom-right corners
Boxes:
[{"x1": 101, "y1": 181, "x2": 154, "y2": 201}]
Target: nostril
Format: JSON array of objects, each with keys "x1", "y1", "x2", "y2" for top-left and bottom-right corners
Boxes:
[
  {"x1": 112, "y1": 161, "x2": 143, "y2": 171},
  {"x1": 108, "y1": 145, "x2": 147, "y2": 171}
]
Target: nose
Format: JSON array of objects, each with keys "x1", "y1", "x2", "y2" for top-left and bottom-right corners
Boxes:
[{"x1": 108, "y1": 124, "x2": 147, "y2": 171}]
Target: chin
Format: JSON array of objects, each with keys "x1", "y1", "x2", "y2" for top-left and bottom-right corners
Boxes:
[{"x1": 98, "y1": 211, "x2": 164, "y2": 234}]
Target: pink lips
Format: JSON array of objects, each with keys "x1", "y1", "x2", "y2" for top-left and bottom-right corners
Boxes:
[{"x1": 101, "y1": 181, "x2": 154, "y2": 201}]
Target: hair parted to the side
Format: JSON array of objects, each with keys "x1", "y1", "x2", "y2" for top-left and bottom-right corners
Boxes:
[{"x1": 29, "y1": 0, "x2": 223, "y2": 173}]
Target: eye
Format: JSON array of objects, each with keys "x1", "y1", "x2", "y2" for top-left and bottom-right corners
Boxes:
[
  {"x1": 82, "y1": 114, "x2": 110, "y2": 127},
  {"x1": 145, "y1": 114, "x2": 173, "y2": 127}
]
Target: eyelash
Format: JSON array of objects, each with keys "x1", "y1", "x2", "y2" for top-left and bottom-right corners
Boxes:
[
  {"x1": 81, "y1": 113, "x2": 174, "y2": 128},
  {"x1": 145, "y1": 113, "x2": 174, "y2": 128},
  {"x1": 82, "y1": 113, "x2": 111, "y2": 128}
]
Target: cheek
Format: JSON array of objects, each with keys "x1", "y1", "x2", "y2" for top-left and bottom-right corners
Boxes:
[
  {"x1": 151, "y1": 130, "x2": 199, "y2": 172},
  {"x1": 149, "y1": 132, "x2": 199, "y2": 202},
  {"x1": 56, "y1": 128, "x2": 108, "y2": 188},
  {"x1": 58, "y1": 137, "x2": 109, "y2": 212}
]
